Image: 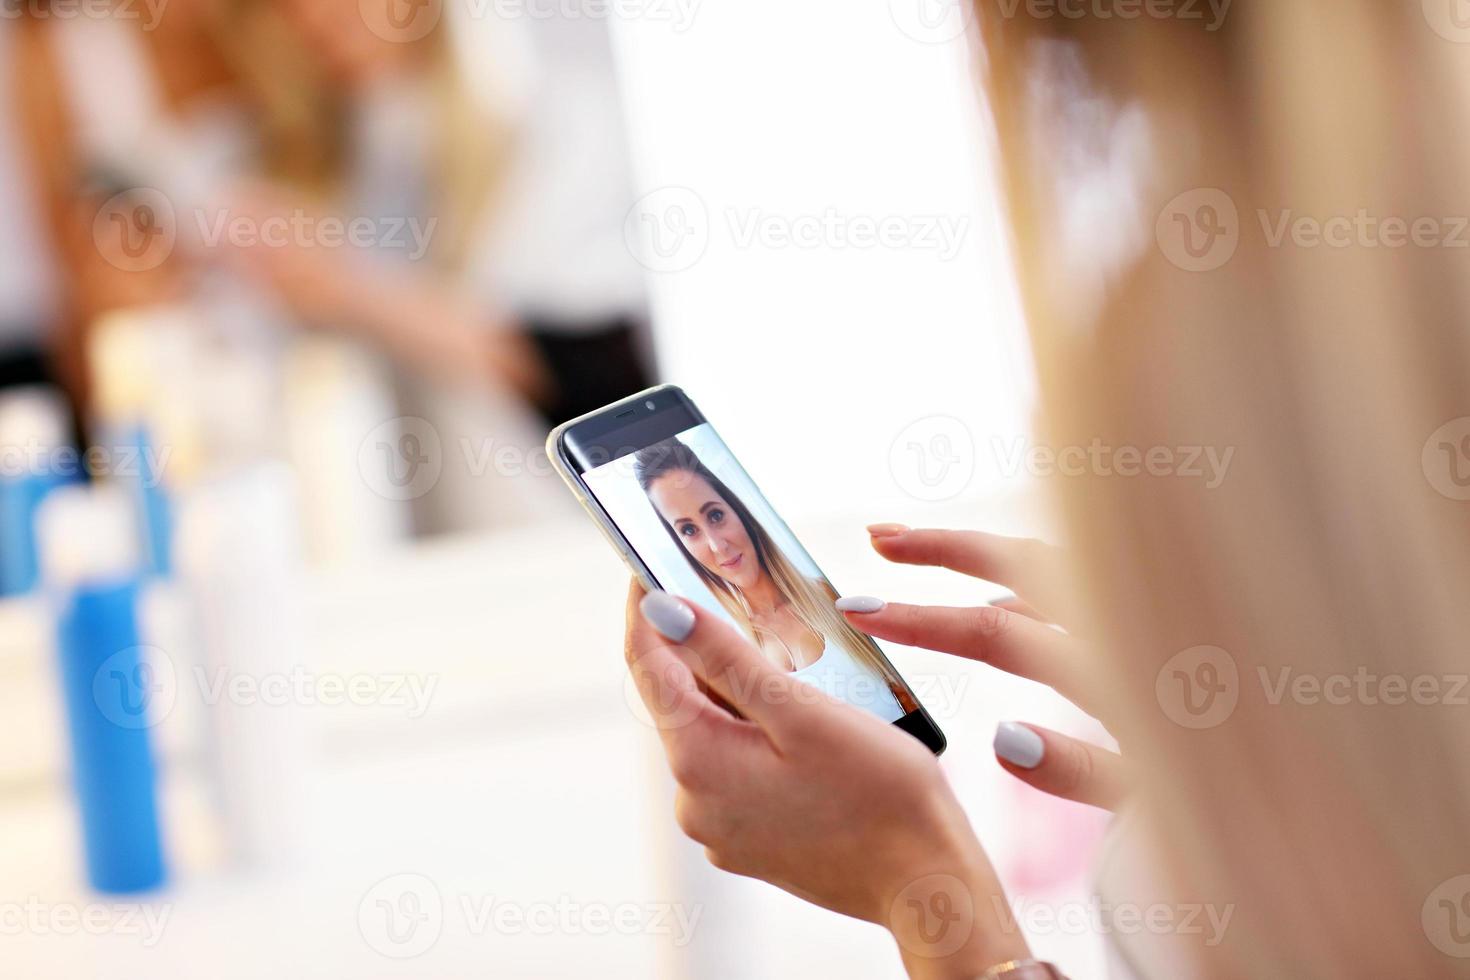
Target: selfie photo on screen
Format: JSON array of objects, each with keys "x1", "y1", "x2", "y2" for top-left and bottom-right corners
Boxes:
[{"x1": 582, "y1": 425, "x2": 918, "y2": 722}]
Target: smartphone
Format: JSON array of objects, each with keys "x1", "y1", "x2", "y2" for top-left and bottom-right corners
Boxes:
[{"x1": 548, "y1": 385, "x2": 946, "y2": 754}]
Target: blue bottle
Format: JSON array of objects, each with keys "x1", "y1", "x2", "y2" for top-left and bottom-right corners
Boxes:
[
  {"x1": 42, "y1": 487, "x2": 168, "y2": 893},
  {"x1": 0, "y1": 470, "x2": 70, "y2": 595}
]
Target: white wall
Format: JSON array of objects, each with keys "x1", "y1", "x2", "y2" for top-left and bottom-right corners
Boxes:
[{"x1": 611, "y1": 0, "x2": 1035, "y2": 526}]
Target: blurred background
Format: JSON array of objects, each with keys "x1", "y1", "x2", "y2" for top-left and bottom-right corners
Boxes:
[{"x1": 0, "y1": 0, "x2": 1109, "y2": 975}]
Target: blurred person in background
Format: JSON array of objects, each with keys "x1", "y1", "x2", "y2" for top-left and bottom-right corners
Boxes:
[
  {"x1": 624, "y1": 2, "x2": 1470, "y2": 979},
  {"x1": 11, "y1": 0, "x2": 650, "y2": 532},
  {"x1": 0, "y1": 20, "x2": 64, "y2": 395}
]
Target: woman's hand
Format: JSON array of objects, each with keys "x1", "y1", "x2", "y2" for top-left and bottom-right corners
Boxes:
[
  {"x1": 211, "y1": 181, "x2": 552, "y2": 400},
  {"x1": 624, "y1": 582, "x2": 1030, "y2": 980},
  {"x1": 840, "y1": 525, "x2": 1129, "y2": 811}
]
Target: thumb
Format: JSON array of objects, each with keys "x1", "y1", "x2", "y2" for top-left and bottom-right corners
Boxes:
[
  {"x1": 992, "y1": 721, "x2": 1128, "y2": 811},
  {"x1": 638, "y1": 590, "x2": 819, "y2": 743}
]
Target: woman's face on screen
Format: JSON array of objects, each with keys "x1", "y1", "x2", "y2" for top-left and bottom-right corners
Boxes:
[{"x1": 648, "y1": 472, "x2": 761, "y2": 590}]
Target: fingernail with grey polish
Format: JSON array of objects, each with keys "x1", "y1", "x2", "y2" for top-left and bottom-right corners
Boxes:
[
  {"x1": 994, "y1": 721, "x2": 1045, "y2": 769},
  {"x1": 640, "y1": 591, "x2": 695, "y2": 642},
  {"x1": 836, "y1": 595, "x2": 887, "y2": 614}
]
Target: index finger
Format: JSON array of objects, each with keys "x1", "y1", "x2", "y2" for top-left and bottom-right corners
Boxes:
[{"x1": 868, "y1": 527, "x2": 1064, "y2": 618}]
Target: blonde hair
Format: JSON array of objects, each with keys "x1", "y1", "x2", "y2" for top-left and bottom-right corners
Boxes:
[
  {"x1": 204, "y1": 0, "x2": 510, "y2": 267},
  {"x1": 972, "y1": 2, "x2": 1470, "y2": 975},
  {"x1": 635, "y1": 439, "x2": 919, "y2": 714}
]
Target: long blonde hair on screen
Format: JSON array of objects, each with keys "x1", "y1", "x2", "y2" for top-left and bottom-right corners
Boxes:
[
  {"x1": 971, "y1": 1, "x2": 1470, "y2": 975},
  {"x1": 635, "y1": 439, "x2": 918, "y2": 713}
]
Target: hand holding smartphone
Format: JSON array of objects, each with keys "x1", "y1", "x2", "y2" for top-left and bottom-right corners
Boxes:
[{"x1": 549, "y1": 385, "x2": 946, "y2": 753}]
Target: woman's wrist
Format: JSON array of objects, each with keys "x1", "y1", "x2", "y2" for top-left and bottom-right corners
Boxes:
[{"x1": 880, "y1": 860, "x2": 1030, "y2": 980}]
